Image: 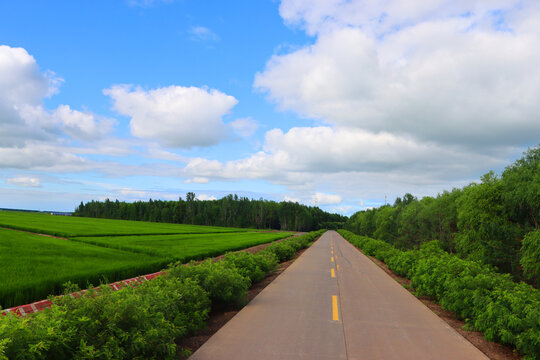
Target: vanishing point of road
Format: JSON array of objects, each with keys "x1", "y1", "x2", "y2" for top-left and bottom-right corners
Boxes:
[{"x1": 190, "y1": 230, "x2": 488, "y2": 360}]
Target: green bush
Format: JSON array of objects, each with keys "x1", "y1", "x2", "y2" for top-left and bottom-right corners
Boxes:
[
  {"x1": 257, "y1": 251, "x2": 279, "y2": 273},
  {"x1": 0, "y1": 277, "x2": 210, "y2": 359},
  {"x1": 167, "y1": 260, "x2": 250, "y2": 306},
  {"x1": 262, "y1": 242, "x2": 296, "y2": 262},
  {"x1": 224, "y1": 252, "x2": 272, "y2": 283},
  {"x1": 386, "y1": 250, "x2": 417, "y2": 277}
]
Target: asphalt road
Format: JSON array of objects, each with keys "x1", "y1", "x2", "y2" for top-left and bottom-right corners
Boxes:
[{"x1": 190, "y1": 230, "x2": 488, "y2": 360}]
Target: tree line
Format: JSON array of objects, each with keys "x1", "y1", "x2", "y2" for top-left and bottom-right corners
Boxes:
[
  {"x1": 74, "y1": 193, "x2": 347, "y2": 232},
  {"x1": 345, "y1": 146, "x2": 539, "y2": 285}
]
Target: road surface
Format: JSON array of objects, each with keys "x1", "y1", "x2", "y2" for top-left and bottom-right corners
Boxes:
[{"x1": 190, "y1": 230, "x2": 488, "y2": 360}]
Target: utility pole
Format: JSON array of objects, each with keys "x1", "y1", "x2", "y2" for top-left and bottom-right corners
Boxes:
[{"x1": 384, "y1": 194, "x2": 387, "y2": 205}]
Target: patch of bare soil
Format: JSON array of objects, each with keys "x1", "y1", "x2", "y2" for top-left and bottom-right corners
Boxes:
[
  {"x1": 365, "y1": 253, "x2": 521, "y2": 360},
  {"x1": 177, "y1": 247, "x2": 309, "y2": 358}
]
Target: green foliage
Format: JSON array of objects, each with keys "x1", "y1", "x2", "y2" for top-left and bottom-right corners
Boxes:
[
  {"x1": 339, "y1": 230, "x2": 540, "y2": 359},
  {"x1": 259, "y1": 230, "x2": 326, "y2": 262},
  {"x1": 501, "y1": 146, "x2": 540, "y2": 230},
  {"x1": 386, "y1": 250, "x2": 417, "y2": 277},
  {"x1": 224, "y1": 252, "x2": 276, "y2": 283},
  {"x1": 455, "y1": 172, "x2": 521, "y2": 274},
  {"x1": 373, "y1": 206, "x2": 398, "y2": 244},
  {"x1": 344, "y1": 145, "x2": 540, "y2": 283},
  {"x1": 263, "y1": 242, "x2": 296, "y2": 262},
  {"x1": 0, "y1": 277, "x2": 210, "y2": 359},
  {"x1": 167, "y1": 260, "x2": 250, "y2": 306},
  {"x1": 521, "y1": 230, "x2": 540, "y2": 286}
]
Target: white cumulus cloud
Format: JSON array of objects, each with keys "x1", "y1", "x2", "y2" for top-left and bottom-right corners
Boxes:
[
  {"x1": 0, "y1": 45, "x2": 61, "y2": 146},
  {"x1": 104, "y1": 85, "x2": 238, "y2": 148},
  {"x1": 255, "y1": 22, "x2": 540, "y2": 148},
  {"x1": 55, "y1": 105, "x2": 115, "y2": 141},
  {"x1": 0, "y1": 45, "x2": 116, "y2": 173}
]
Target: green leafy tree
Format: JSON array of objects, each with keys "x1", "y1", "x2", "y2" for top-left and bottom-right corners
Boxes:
[
  {"x1": 374, "y1": 206, "x2": 398, "y2": 245},
  {"x1": 501, "y1": 146, "x2": 540, "y2": 230},
  {"x1": 521, "y1": 230, "x2": 540, "y2": 286},
  {"x1": 455, "y1": 172, "x2": 520, "y2": 274}
]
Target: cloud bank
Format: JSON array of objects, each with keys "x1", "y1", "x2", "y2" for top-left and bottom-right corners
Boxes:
[
  {"x1": 104, "y1": 85, "x2": 238, "y2": 148},
  {"x1": 256, "y1": 4, "x2": 540, "y2": 149}
]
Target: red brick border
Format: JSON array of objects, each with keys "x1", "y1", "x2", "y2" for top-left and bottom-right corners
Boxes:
[{"x1": 1, "y1": 271, "x2": 164, "y2": 317}]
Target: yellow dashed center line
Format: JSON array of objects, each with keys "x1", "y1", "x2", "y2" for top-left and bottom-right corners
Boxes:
[
  {"x1": 331, "y1": 250, "x2": 333, "y2": 254},
  {"x1": 332, "y1": 295, "x2": 339, "y2": 321},
  {"x1": 331, "y1": 257, "x2": 334, "y2": 262},
  {"x1": 331, "y1": 268, "x2": 335, "y2": 278}
]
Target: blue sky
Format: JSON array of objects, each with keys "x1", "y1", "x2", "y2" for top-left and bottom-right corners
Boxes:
[{"x1": 0, "y1": 0, "x2": 539, "y2": 214}]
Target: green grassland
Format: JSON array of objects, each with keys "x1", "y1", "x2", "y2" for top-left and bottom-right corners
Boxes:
[
  {"x1": 0, "y1": 210, "x2": 249, "y2": 237},
  {"x1": 0, "y1": 228, "x2": 167, "y2": 308},
  {"x1": 0, "y1": 211, "x2": 293, "y2": 308},
  {"x1": 71, "y1": 232, "x2": 293, "y2": 260}
]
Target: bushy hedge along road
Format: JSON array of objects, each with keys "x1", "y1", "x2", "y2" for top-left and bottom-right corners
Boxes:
[
  {"x1": 0, "y1": 230, "x2": 325, "y2": 359},
  {"x1": 338, "y1": 230, "x2": 540, "y2": 360}
]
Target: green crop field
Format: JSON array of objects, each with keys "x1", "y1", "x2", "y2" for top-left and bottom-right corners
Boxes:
[
  {"x1": 0, "y1": 211, "x2": 293, "y2": 308},
  {"x1": 0, "y1": 210, "x2": 249, "y2": 237},
  {"x1": 0, "y1": 228, "x2": 167, "y2": 308},
  {"x1": 71, "y1": 232, "x2": 294, "y2": 259}
]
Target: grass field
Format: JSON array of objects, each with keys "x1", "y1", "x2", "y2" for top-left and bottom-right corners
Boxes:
[
  {"x1": 71, "y1": 232, "x2": 294, "y2": 260},
  {"x1": 0, "y1": 228, "x2": 168, "y2": 308},
  {"x1": 0, "y1": 210, "x2": 249, "y2": 237},
  {"x1": 0, "y1": 211, "x2": 293, "y2": 308}
]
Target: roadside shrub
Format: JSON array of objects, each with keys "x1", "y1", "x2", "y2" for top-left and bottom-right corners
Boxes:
[
  {"x1": 257, "y1": 251, "x2": 279, "y2": 273},
  {"x1": 0, "y1": 277, "x2": 210, "y2": 360},
  {"x1": 263, "y1": 242, "x2": 296, "y2": 262},
  {"x1": 283, "y1": 234, "x2": 311, "y2": 251},
  {"x1": 224, "y1": 252, "x2": 268, "y2": 283},
  {"x1": 167, "y1": 260, "x2": 250, "y2": 306},
  {"x1": 386, "y1": 250, "x2": 417, "y2": 277}
]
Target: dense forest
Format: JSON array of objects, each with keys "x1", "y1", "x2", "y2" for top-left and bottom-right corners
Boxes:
[
  {"x1": 74, "y1": 193, "x2": 347, "y2": 232},
  {"x1": 345, "y1": 146, "x2": 539, "y2": 285}
]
